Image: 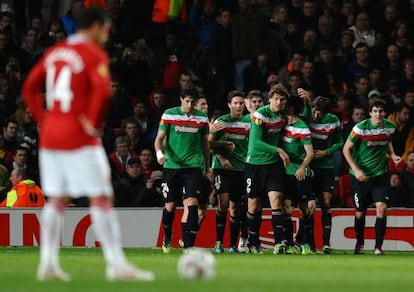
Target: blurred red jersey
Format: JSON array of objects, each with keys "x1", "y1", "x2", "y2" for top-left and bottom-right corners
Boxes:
[{"x1": 23, "y1": 34, "x2": 111, "y2": 150}]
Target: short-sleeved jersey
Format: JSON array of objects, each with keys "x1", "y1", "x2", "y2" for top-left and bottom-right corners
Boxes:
[
  {"x1": 247, "y1": 105, "x2": 285, "y2": 165},
  {"x1": 159, "y1": 107, "x2": 208, "y2": 169},
  {"x1": 23, "y1": 34, "x2": 111, "y2": 150},
  {"x1": 302, "y1": 104, "x2": 343, "y2": 169},
  {"x1": 347, "y1": 118, "x2": 395, "y2": 178},
  {"x1": 280, "y1": 119, "x2": 312, "y2": 175},
  {"x1": 211, "y1": 114, "x2": 250, "y2": 172}
]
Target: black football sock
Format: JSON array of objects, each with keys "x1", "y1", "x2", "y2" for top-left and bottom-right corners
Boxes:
[
  {"x1": 230, "y1": 216, "x2": 240, "y2": 247},
  {"x1": 162, "y1": 208, "x2": 174, "y2": 244},
  {"x1": 375, "y1": 217, "x2": 387, "y2": 249},
  {"x1": 215, "y1": 211, "x2": 227, "y2": 242},
  {"x1": 272, "y1": 209, "x2": 284, "y2": 244}
]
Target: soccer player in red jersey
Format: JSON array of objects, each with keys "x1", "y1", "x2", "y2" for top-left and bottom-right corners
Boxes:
[{"x1": 23, "y1": 7, "x2": 154, "y2": 282}]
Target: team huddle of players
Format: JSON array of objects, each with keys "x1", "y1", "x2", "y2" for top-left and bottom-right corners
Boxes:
[{"x1": 155, "y1": 83, "x2": 400, "y2": 256}]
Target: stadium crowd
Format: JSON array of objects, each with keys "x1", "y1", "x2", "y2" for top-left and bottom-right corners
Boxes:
[{"x1": 0, "y1": 0, "x2": 413, "y2": 211}]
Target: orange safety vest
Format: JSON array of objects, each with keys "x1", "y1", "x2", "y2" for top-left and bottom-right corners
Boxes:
[{"x1": 1, "y1": 179, "x2": 45, "y2": 208}]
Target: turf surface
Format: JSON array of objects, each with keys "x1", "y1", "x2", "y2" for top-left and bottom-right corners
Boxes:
[{"x1": 0, "y1": 247, "x2": 412, "y2": 291}]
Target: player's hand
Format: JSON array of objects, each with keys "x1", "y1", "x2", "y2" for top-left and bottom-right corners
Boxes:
[
  {"x1": 219, "y1": 158, "x2": 233, "y2": 170},
  {"x1": 295, "y1": 167, "x2": 305, "y2": 181},
  {"x1": 313, "y1": 150, "x2": 327, "y2": 159},
  {"x1": 277, "y1": 148, "x2": 290, "y2": 168},
  {"x1": 209, "y1": 120, "x2": 225, "y2": 134},
  {"x1": 297, "y1": 88, "x2": 311, "y2": 103},
  {"x1": 391, "y1": 154, "x2": 402, "y2": 165},
  {"x1": 354, "y1": 169, "x2": 368, "y2": 182},
  {"x1": 223, "y1": 141, "x2": 236, "y2": 152},
  {"x1": 79, "y1": 115, "x2": 102, "y2": 137},
  {"x1": 157, "y1": 155, "x2": 167, "y2": 165}
]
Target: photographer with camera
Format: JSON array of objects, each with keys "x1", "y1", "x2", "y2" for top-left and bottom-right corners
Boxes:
[{"x1": 133, "y1": 170, "x2": 164, "y2": 207}]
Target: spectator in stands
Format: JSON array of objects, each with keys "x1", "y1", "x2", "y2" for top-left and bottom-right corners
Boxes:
[
  {"x1": 349, "y1": 74, "x2": 370, "y2": 109},
  {"x1": 138, "y1": 148, "x2": 157, "y2": 180},
  {"x1": 269, "y1": 3, "x2": 289, "y2": 37},
  {"x1": 105, "y1": 76, "x2": 132, "y2": 129},
  {"x1": 109, "y1": 135, "x2": 139, "y2": 180},
  {"x1": 381, "y1": 44, "x2": 402, "y2": 81},
  {"x1": 0, "y1": 78, "x2": 16, "y2": 126},
  {"x1": 113, "y1": 157, "x2": 145, "y2": 207},
  {"x1": 2, "y1": 118, "x2": 18, "y2": 153},
  {"x1": 40, "y1": 18, "x2": 64, "y2": 48},
  {"x1": 342, "y1": 104, "x2": 366, "y2": 143},
  {"x1": 403, "y1": 87, "x2": 414, "y2": 125},
  {"x1": 0, "y1": 12, "x2": 17, "y2": 50},
  {"x1": 401, "y1": 151, "x2": 414, "y2": 207},
  {"x1": 389, "y1": 172, "x2": 406, "y2": 207},
  {"x1": 19, "y1": 27, "x2": 44, "y2": 73},
  {"x1": 347, "y1": 42, "x2": 372, "y2": 82},
  {"x1": 131, "y1": 99, "x2": 157, "y2": 143},
  {"x1": 388, "y1": 103, "x2": 414, "y2": 162},
  {"x1": 382, "y1": 79, "x2": 402, "y2": 113},
  {"x1": 400, "y1": 58, "x2": 414, "y2": 90},
  {"x1": 335, "y1": 29, "x2": 355, "y2": 67},
  {"x1": 300, "y1": 60, "x2": 316, "y2": 91},
  {"x1": 287, "y1": 71, "x2": 303, "y2": 95},
  {"x1": 278, "y1": 50, "x2": 305, "y2": 87},
  {"x1": 376, "y1": 2, "x2": 399, "y2": 42},
  {"x1": 208, "y1": 7, "x2": 234, "y2": 109},
  {"x1": 133, "y1": 170, "x2": 164, "y2": 207},
  {"x1": 368, "y1": 67, "x2": 385, "y2": 93},
  {"x1": 232, "y1": 0, "x2": 267, "y2": 91},
  {"x1": 334, "y1": 0, "x2": 355, "y2": 33},
  {"x1": 243, "y1": 50, "x2": 271, "y2": 93},
  {"x1": 119, "y1": 118, "x2": 149, "y2": 154},
  {"x1": 0, "y1": 31, "x2": 12, "y2": 69},
  {"x1": 390, "y1": 20, "x2": 413, "y2": 60},
  {"x1": 118, "y1": 41, "x2": 152, "y2": 99},
  {"x1": 297, "y1": 0, "x2": 320, "y2": 33},
  {"x1": 301, "y1": 29, "x2": 319, "y2": 62},
  {"x1": 4, "y1": 55, "x2": 22, "y2": 95},
  {"x1": 148, "y1": 86, "x2": 168, "y2": 122},
  {"x1": 314, "y1": 43, "x2": 347, "y2": 99},
  {"x1": 0, "y1": 167, "x2": 44, "y2": 208},
  {"x1": 317, "y1": 14, "x2": 335, "y2": 45},
  {"x1": 62, "y1": 0, "x2": 84, "y2": 36},
  {"x1": 348, "y1": 12, "x2": 376, "y2": 48},
  {"x1": 265, "y1": 7, "x2": 291, "y2": 73},
  {"x1": 152, "y1": 29, "x2": 186, "y2": 100}
]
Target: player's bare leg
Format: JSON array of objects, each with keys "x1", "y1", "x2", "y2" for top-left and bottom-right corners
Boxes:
[
  {"x1": 37, "y1": 197, "x2": 70, "y2": 282},
  {"x1": 90, "y1": 196, "x2": 155, "y2": 281}
]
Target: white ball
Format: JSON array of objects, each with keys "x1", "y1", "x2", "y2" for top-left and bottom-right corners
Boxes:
[{"x1": 177, "y1": 248, "x2": 216, "y2": 280}]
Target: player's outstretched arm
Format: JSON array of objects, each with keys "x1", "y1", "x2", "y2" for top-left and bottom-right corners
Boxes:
[{"x1": 154, "y1": 129, "x2": 168, "y2": 165}]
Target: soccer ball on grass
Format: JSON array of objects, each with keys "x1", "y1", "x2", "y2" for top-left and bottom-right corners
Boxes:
[{"x1": 177, "y1": 248, "x2": 216, "y2": 280}]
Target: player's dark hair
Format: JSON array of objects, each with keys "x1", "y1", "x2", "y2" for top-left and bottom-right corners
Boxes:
[
  {"x1": 77, "y1": 6, "x2": 109, "y2": 30},
  {"x1": 181, "y1": 86, "x2": 199, "y2": 100},
  {"x1": 246, "y1": 90, "x2": 264, "y2": 100},
  {"x1": 268, "y1": 83, "x2": 289, "y2": 100},
  {"x1": 312, "y1": 96, "x2": 331, "y2": 114},
  {"x1": 368, "y1": 97, "x2": 386, "y2": 112},
  {"x1": 227, "y1": 90, "x2": 245, "y2": 103},
  {"x1": 286, "y1": 95, "x2": 304, "y2": 115}
]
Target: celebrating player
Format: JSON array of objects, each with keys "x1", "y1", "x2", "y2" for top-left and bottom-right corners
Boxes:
[
  {"x1": 209, "y1": 90, "x2": 250, "y2": 253},
  {"x1": 154, "y1": 87, "x2": 210, "y2": 253},
  {"x1": 343, "y1": 98, "x2": 401, "y2": 255}
]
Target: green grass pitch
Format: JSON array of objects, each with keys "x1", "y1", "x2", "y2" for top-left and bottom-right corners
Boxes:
[{"x1": 0, "y1": 247, "x2": 413, "y2": 291}]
